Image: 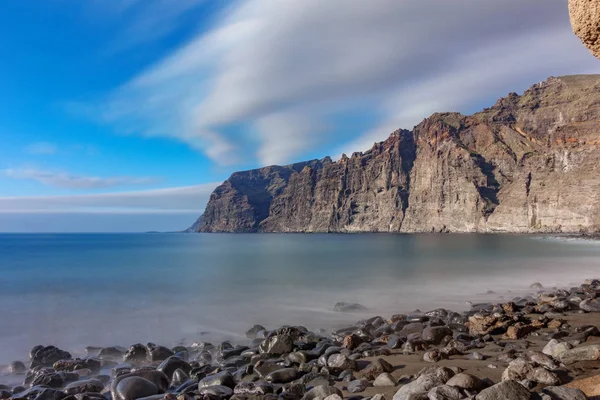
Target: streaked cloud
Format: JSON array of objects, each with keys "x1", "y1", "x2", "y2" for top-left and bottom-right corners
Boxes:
[
  {"x1": 0, "y1": 183, "x2": 218, "y2": 213},
  {"x1": 3, "y1": 168, "x2": 159, "y2": 190},
  {"x1": 93, "y1": 0, "x2": 598, "y2": 167},
  {"x1": 25, "y1": 142, "x2": 58, "y2": 155}
]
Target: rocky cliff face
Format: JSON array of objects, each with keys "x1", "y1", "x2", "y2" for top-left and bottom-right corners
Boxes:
[{"x1": 196, "y1": 75, "x2": 600, "y2": 233}]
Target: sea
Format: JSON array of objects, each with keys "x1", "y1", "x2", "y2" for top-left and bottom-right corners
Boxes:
[{"x1": 0, "y1": 233, "x2": 599, "y2": 382}]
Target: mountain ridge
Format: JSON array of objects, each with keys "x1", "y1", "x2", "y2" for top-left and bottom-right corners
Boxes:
[{"x1": 195, "y1": 75, "x2": 600, "y2": 233}]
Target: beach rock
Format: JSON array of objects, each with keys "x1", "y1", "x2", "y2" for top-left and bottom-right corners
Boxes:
[
  {"x1": 157, "y1": 356, "x2": 191, "y2": 380},
  {"x1": 8, "y1": 361, "x2": 26, "y2": 374},
  {"x1": 99, "y1": 347, "x2": 125, "y2": 358},
  {"x1": 503, "y1": 323, "x2": 536, "y2": 340},
  {"x1": 11, "y1": 386, "x2": 66, "y2": 400},
  {"x1": 327, "y1": 354, "x2": 357, "y2": 371},
  {"x1": 333, "y1": 303, "x2": 367, "y2": 313},
  {"x1": 423, "y1": 350, "x2": 447, "y2": 363},
  {"x1": 421, "y1": 327, "x2": 452, "y2": 345},
  {"x1": 530, "y1": 283, "x2": 544, "y2": 290},
  {"x1": 113, "y1": 370, "x2": 170, "y2": 394},
  {"x1": 114, "y1": 377, "x2": 159, "y2": 400},
  {"x1": 342, "y1": 334, "x2": 363, "y2": 350},
  {"x1": 542, "y1": 340, "x2": 572, "y2": 359},
  {"x1": 579, "y1": 298, "x2": 600, "y2": 312},
  {"x1": 0, "y1": 390, "x2": 10, "y2": 399},
  {"x1": 466, "y1": 315, "x2": 508, "y2": 336},
  {"x1": 557, "y1": 344, "x2": 600, "y2": 364},
  {"x1": 246, "y1": 325, "x2": 267, "y2": 339},
  {"x1": 541, "y1": 386, "x2": 586, "y2": 400},
  {"x1": 347, "y1": 379, "x2": 371, "y2": 393},
  {"x1": 63, "y1": 378, "x2": 105, "y2": 395},
  {"x1": 374, "y1": 373, "x2": 397, "y2": 387},
  {"x1": 501, "y1": 358, "x2": 560, "y2": 386},
  {"x1": 197, "y1": 372, "x2": 234, "y2": 391},
  {"x1": 475, "y1": 380, "x2": 531, "y2": 400},
  {"x1": 147, "y1": 345, "x2": 174, "y2": 362},
  {"x1": 446, "y1": 373, "x2": 484, "y2": 391},
  {"x1": 467, "y1": 352, "x2": 486, "y2": 361},
  {"x1": 392, "y1": 368, "x2": 452, "y2": 400},
  {"x1": 123, "y1": 344, "x2": 148, "y2": 363},
  {"x1": 30, "y1": 346, "x2": 72, "y2": 368},
  {"x1": 301, "y1": 385, "x2": 343, "y2": 400},
  {"x1": 198, "y1": 385, "x2": 234, "y2": 399},
  {"x1": 170, "y1": 368, "x2": 189, "y2": 388},
  {"x1": 53, "y1": 358, "x2": 101, "y2": 372},
  {"x1": 362, "y1": 358, "x2": 394, "y2": 380},
  {"x1": 427, "y1": 385, "x2": 461, "y2": 400},
  {"x1": 29, "y1": 370, "x2": 67, "y2": 388},
  {"x1": 259, "y1": 335, "x2": 293, "y2": 355},
  {"x1": 265, "y1": 368, "x2": 301, "y2": 383}
]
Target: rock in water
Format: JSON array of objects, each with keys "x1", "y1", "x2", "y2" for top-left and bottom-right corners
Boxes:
[
  {"x1": 333, "y1": 302, "x2": 367, "y2": 312},
  {"x1": 114, "y1": 377, "x2": 158, "y2": 400},
  {"x1": 259, "y1": 335, "x2": 294, "y2": 354},
  {"x1": 569, "y1": 0, "x2": 600, "y2": 60}
]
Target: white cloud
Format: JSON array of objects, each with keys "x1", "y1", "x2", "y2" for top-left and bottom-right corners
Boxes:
[
  {"x1": 3, "y1": 168, "x2": 159, "y2": 190},
  {"x1": 0, "y1": 183, "x2": 218, "y2": 213},
  {"x1": 97, "y1": 0, "x2": 599, "y2": 167},
  {"x1": 25, "y1": 142, "x2": 57, "y2": 155}
]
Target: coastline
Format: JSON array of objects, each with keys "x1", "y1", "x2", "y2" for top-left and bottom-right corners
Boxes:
[{"x1": 2, "y1": 279, "x2": 600, "y2": 399}]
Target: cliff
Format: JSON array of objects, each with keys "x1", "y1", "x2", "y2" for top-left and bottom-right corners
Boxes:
[{"x1": 196, "y1": 75, "x2": 600, "y2": 233}]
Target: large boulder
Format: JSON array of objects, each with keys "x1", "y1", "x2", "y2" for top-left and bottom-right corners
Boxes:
[
  {"x1": 114, "y1": 377, "x2": 158, "y2": 400},
  {"x1": 259, "y1": 335, "x2": 293, "y2": 355},
  {"x1": 569, "y1": 0, "x2": 600, "y2": 60},
  {"x1": 29, "y1": 346, "x2": 72, "y2": 368},
  {"x1": 557, "y1": 344, "x2": 600, "y2": 365},
  {"x1": 476, "y1": 380, "x2": 531, "y2": 400}
]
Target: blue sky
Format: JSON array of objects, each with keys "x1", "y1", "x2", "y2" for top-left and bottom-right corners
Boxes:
[{"x1": 0, "y1": 0, "x2": 598, "y2": 232}]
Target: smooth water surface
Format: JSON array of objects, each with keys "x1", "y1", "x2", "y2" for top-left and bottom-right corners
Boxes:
[{"x1": 0, "y1": 233, "x2": 599, "y2": 372}]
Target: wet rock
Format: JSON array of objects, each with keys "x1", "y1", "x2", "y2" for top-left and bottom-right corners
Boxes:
[
  {"x1": 259, "y1": 335, "x2": 293, "y2": 355},
  {"x1": 99, "y1": 347, "x2": 125, "y2": 359},
  {"x1": 30, "y1": 346, "x2": 72, "y2": 368},
  {"x1": 446, "y1": 373, "x2": 484, "y2": 391},
  {"x1": 157, "y1": 356, "x2": 191, "y2": 380},
  {"x1": 198, "y1": 385, "x2": 234, "y2": 399},
  {"x1": 63, "y1": 378, "x2": 105, "y2": 395},
  {"x1": 476, "y1": 380, "x2": 531, "y2": 400},
  {"x1": 12, "y1": 386, "x2": 66, "y2": 400},
  {"x1": 246, "y1": 325, "x2": 267, "y2": 339},
  {"x1": 113, "y1": 370, "x2": 170, "y2": 394},
  {"x1": 333, "y1": 303, "x2": 367, "y2": 313},
  {"x1": 265, "y1": 368, "x2": 300, "y2": 384},
  {"x1": 8, "y1": 361, "x2": 27, "y2": 374},
  {"x1": 198, "y1": 371, "x2": 235, "y2": 389},
  {"x1": 362, "y1": 359, "x2": 394, "y2": 380},
  {"x1": 147, "y1": 345, "x2": 174, "y2": 362},
  {"x1": 530, "y1": 283, "x2": 544, "y2": 290},
  {"x1": 374, "y1": 373, "x2": 397, "y2": 387},
  {"x1": 234, "y1": 382, "x2": 273, "y2": 395},
  {"x1": 557, "y1": 344, "x2": 600, "y2": 365},
  {"x1": 541, "y1": 386, "x2": 586, "y2": 400},
  {"x1": 347, "y1": 379, "x2": 371, "y2": 393},
  {"x1": 170, "y1": 368, "x2": 190, "y2": 388},
  {"x1": 421, "y1": 327, "x2": 452, "y2": 345},
  {"x1": 53, "y1": 358, "x2": 101, "y2": 373},
  {"x1": 114, "y1": 377, "x2": 159, "y2": 400},
  {"x1": 579, "y1": 298, "x2": 600, "y2": 312},
  {"x1": 29, "y1": 370, "x2": 67, "y2": 388},
  {"x1": 123, "y1": 344, "x2": 148, "y2": 363}
]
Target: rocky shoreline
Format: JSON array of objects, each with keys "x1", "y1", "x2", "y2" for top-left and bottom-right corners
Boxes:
[{"x1": 2, "y1": 280, "x2": 600, "y2": 400}]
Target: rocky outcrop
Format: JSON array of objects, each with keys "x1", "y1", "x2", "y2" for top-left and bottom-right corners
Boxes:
[
  {"x1": 196, "y1": 75, "x2": 600, "y2": 233},
  {"x1": 569, "y1": 0, "x2": 600, "y2": 60}
]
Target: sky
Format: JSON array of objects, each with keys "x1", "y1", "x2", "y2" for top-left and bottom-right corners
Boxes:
[{"x1": 0, "y1": 0, "x2": 598, "y2": 232}]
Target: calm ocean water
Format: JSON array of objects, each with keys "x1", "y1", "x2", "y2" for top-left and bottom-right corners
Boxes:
[{"x1": 1, "y1": 233, "x2": 599, "y2": 377}]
